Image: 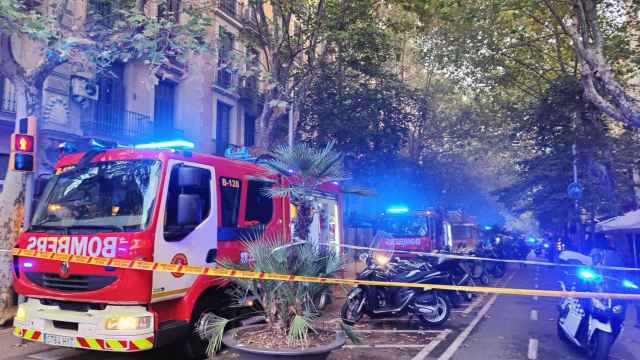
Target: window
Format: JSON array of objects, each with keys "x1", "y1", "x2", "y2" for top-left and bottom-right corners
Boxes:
[
  {"x1": 31, "y1": 160, "x2": 162, "y2": 232},
  {"x1": 0, "y1": 153, "x2": 9, "y2": 188},
  {"x1": 220, "y1": 177, "x2": 241, "y2": 227},
  {"x1": 158, "y1": 0, "x2": 181, "y2": 22},
  {"x1": 216, "y1": 27, "x2": 235, "y2": 88},
  {"x1": 245, "y1": 180, "x2": 273, "y2": 225},
  {"x1": 244, "y1": 114, "x2": 255, "y2": 147},
  {"x1": 164, "y1": 165, "x2": 211, "y2": 241}
]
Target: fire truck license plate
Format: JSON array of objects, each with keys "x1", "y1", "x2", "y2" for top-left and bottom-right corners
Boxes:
[{"x1": 44, "y1": 334, "x2": 75, "y2": 347}]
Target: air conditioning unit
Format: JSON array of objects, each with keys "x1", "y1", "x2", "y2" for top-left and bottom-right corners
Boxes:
[{"x1": 70, "y1": 76, "x2": 99, "y2": 101}]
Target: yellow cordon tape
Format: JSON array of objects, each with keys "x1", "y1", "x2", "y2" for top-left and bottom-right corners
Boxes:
[
  {"x1": 328, "y1": 243, "x2": 640, "y2": 272},
  {"x1": 12, "y1": 248, "x2": 640, "y2": 301}
]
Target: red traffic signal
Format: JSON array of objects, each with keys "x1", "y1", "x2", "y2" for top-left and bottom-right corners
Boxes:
[{"x1": 14, "y1": 134, "x2": 34, "y2": 153}]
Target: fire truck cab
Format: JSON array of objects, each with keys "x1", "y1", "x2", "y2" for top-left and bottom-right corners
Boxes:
[{"x1": 12, "y1": 145, "x2": 342, "y2": 357}]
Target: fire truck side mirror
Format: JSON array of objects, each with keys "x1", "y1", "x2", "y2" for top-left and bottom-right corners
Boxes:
[{"x1": 177, "y1": 193, "x2": 203, "y2": 226}]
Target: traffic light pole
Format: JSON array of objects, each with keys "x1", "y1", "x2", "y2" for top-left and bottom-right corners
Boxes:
[{"x1": 23, "y1": 172, "x2": 34, "y2": 229}]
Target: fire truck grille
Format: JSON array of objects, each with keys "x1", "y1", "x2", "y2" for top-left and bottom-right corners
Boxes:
[{"x1": 25, "y1": 272, "x2": 117, "y2": 292}]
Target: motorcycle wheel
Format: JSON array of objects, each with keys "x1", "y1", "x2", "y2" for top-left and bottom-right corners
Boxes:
[
  {"x1": 341, "y1": 292, "x2": 365, "y2": 325},
  {"x1": 462, "y1": 278, "x2": 477, "y2": 301},
  {"x1": 588, "y1": 331, "x2": 612, "y2": 360},
  {"x1": 556, "y1": 320, "x2": 568, "y2": 342},
  {"x1": 480, "y1": 272, "x2": 490, "y2": 285},
  {"x1": 418, "y1": 294, "x2": 450, "y2": 327}
]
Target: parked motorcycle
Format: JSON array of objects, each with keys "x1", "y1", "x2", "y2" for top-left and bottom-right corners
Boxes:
[
  {"x1": 341, "y1": 253, "x2": 452, "y2": 327},
  {"x1": 557, "y1": 267, "x2": 638, "y2": 360},
  {"x1": 477, "y1": 247, "x2": 506, "y2": 279},
  {"x1": 421, "y1": 253, "x2": 477, "y2": 302}
]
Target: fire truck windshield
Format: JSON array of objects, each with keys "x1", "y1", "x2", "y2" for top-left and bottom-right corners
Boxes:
[
  {"x1": 379, "y1": 216, "x2": 429, "y2": 238},
  {"x1": 31, "y1": 160, "x2": 162, "y2": 232}
]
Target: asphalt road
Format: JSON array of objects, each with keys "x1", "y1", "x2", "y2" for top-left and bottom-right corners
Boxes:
[{"x1": 2, "y1": 263, "x2": 639, "y2": 360}]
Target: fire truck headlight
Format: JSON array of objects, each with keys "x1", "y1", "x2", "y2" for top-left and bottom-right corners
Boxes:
[
  {"x1": 15, "y1": 305, "x2": 27, "y2": 323},
  {"x1": 105, "y1": 316, "x2": 151, "y2": 331}
]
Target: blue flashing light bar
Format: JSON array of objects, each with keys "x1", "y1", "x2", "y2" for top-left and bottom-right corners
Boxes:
[
  {"x1": 135, "y1": 139, "x2": 195, "y2": 150},
  {"x1": 484, "y1": 225, "x2": 493, "y2": 230},
  {"x1": 386, "y1": 206, "x2": 409, "y2": 214},
  {"x1": 577, "y1": 267, "x2": 602, "y2": 282},
  {"x1": 622, "y1": 279, "x2": 639, "y2": 290},
  {"x1": 23, "y1": 261, "x2": 33, "y2": 268}
]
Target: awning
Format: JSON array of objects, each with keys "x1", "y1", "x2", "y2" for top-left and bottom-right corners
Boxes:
[{"x1": 596, "y1": 210, "x2": 640, "y2": 233}]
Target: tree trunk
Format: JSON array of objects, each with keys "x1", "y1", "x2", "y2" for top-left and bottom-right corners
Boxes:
[
  {"x1": 0, "y1": 80, "x2": 41, "y2": 316},
  {"x1": 254, "y1": 92, "x2": 287, "y2": 149},
  {"x1": 294, "y1": 200, "x2": 313, "y2": 242}
]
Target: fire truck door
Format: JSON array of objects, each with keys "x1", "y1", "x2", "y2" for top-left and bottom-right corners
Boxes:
[{"x1": 151, "y1": 160, "x2": 217, "y2": 302}]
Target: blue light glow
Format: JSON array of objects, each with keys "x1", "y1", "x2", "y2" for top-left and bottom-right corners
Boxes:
[
  {"x1": 577, "y1": 267, "x2": 602, "y2": 282},
  {"x1": 622, "y1": 279, "x2": 639, "y2": 289},
  {"x1": 386, "y1": 205, "x2": 409, "y2": 214},
  {"x1": 543, "y1": 243, "x2": 550, "y2": 248},
  {"x1": 23, "y1": 262, "x2": 33, "y2": 268},
  {"x1": 526, "y1": 236, "x2": 537, "y2": 243},
  {"x1": 135, "y1": 139, "x2": 195, "y2": 150},
  {"x1": 484, "y1": 225, "x2": 493, "y2": 230}
]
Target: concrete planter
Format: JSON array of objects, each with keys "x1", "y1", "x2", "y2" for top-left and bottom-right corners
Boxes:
[{"x1": 222, "y1": 324, "x2": 345, "y2": 360}]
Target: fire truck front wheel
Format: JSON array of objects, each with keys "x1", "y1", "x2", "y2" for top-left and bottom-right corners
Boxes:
[{"x1": 178, "y1": 295, "x2": 227, "y2": 360}]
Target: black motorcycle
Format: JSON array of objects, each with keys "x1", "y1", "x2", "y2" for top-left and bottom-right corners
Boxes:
[
  {"x1": 341, "y1": 253, "x2": 452, "y2": 327},
  {"x1": 422, "y1": 254, "x2": 477, "y2": 302}
]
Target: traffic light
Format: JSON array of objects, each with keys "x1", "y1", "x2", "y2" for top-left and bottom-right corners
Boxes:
[{"x1": 10, "y1": 116, "x2": 36, "y2": 172}]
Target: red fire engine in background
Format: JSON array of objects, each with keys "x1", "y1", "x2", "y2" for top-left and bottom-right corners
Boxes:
[
  {"x1": 12, "y1": 142, "x2": 343, "y2": 358},
  {"x1": 375, "y1": 207, "x2": 443, "y2": 255}
]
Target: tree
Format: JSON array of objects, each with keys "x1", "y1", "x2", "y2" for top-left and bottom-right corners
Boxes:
[
  {"x1": 241, "y1": 0, "x2": 335, "y2": 147},
  {"x1": 543, "y1": 0, "x2": 640, "y2": 127},
  {"x1": 403, "y1": 0, "x2": 640, "y2": 128},
  {"x1": 261, "y1": 141, "x2": 345, "y2": 241},
  {"x1": 0, "y1": 0, "x2": 212, "y2": 316}
]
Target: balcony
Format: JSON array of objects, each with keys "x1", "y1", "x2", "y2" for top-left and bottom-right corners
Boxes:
[
  {"x1": 82, "y1": 109, "x2": 154, "y2": 143},
  {"x1": 216, "y1": 68, "x2": 235, "y2": 89},
  {"x1": 218, "y1": 0, "x2": 238, "y2": 17}
]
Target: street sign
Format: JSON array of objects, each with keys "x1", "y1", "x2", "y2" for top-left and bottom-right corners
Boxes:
[{"x1": 567, "y1": 182, "x2": 584, "y2": 200}]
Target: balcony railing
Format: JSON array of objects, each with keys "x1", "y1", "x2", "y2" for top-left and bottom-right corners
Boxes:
[
  {"x1": 82, "y1": 109, "x2": 154, "y2": 142},
  {"x1": 216, "y1": 68, "x2": 235, "y2": 89},
  {"x1": 218, "y1": 0, "x2": 237, "y2": 17}
]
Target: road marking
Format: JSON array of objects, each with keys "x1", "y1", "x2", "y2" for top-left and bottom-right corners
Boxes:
[
  {"x1": 412, "y1": 329, "x2": 451, "y2": 360},
  {"x1": 534, "y1": 284, "x2": 538, "y2": 289},
  {"x1": 438, "y1": 271, "x2": 517, "y2": 360},
  {"x1": 530, "y1": 310, "x2": 538, "y2": 321},
  {"x1": 452, "y1": 296, "x2": 484, "y2": 314},
  {"x1": 527, "y1": 338, "x2": 539, "y2": 359},
  {"x1": 346, "y1": 344, "x2": 428, "y2": 349},
  {"x1": 354, "y1": 329, "x2": 444, "y2": 334},
  {"x1": 533, "y1": 296, "x2": 538, "y2": 301}
]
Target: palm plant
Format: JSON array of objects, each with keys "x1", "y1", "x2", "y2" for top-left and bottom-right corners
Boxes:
[
  {"x1": 260, "y1": 141, "x2": 346, "y2": 241},
  {"x1": 198, "y1": 233, "x2": 350, "y2": 356}
]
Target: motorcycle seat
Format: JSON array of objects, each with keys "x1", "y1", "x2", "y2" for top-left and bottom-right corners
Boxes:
[{"x1": 391, "y1": 269, "x2": 442, "y2": 283}]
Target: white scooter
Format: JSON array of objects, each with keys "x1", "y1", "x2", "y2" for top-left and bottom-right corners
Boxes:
[{"x1": 557, "y1": 265, "x2": 637, "y2": 360}]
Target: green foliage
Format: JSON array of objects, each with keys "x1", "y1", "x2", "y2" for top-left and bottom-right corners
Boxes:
[
  {"x1": 204, "y1": 234, "x2": 344, "y2": 352},
  {"x1": 2, "y1": 0, "x2": 213, "y2": 77}
]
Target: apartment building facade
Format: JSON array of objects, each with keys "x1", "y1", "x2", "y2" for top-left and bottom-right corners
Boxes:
[{"x1": 0, "y1": 0, "x2": 261, "y2": 182}]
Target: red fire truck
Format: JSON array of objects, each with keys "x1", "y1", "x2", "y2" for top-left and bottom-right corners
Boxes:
[
  {"x1": 375, "y1": 207, "x2": 443, "y2": 255},
  {"x1": 12, "y1": 143, "x2": 342, "y2": 358}
]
